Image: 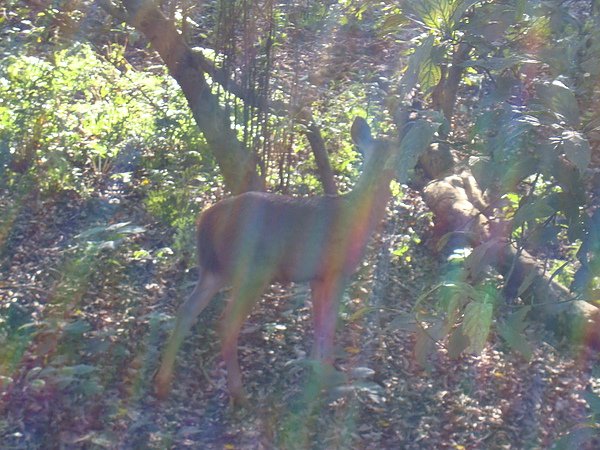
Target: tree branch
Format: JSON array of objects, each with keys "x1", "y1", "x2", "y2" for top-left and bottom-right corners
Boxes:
[
  {"x1": 189, "y1": 50, "x2": 337, "y2": 193},
  {"x1": 111, "y1": 0, "x2": 262, "y2": 194}
]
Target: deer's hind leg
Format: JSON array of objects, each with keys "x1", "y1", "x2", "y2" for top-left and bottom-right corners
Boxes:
[
  {"x1": 155, "y1": 270, "x2": 224, "y2": 399},
  {"x1": 219, "y1": 268, "x2": 271, "y2": 405}
]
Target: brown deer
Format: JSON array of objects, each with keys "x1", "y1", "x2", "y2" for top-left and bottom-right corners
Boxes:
[{"x1": 154, "y1": 117, "x2": 398, "y2": 404}]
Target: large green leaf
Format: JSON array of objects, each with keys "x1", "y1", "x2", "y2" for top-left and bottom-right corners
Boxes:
[
  {"x1": 447, "y1": 327, "x2": 470, "y2": 358},
  {"x1": 394, "y1": 117, "x2": 441, "y2": 182},
  {"x1": 462, "y1": 299, "x2": 493, "y2": 354},
  {"x1": 561, "y1": 131, "x2": 591, "y2": 173},
  {"x1": 497, "y1": 306, "x2": 533, "y2": 359},
  {"x1": 419, "y1": 56, "x2": 442, "y2": 95},
  {"x1": 462, "y1": 2, "x2": 518, "y2": 43},
  {"x1": 414, "y1": 319, "x2": 445, "y2": 370},
  {"x1": 536, "y1": 80, "x2": 580, "y2": 127},
  {"x1": 398, "y1": 35, "x2": 434, "y2": 99},
  {"x1": 479, "y1": 77, "x2": 521, "y2": 106},
  {"x1": 409, "y1": 0, "x2": 480, "y2": 33}
]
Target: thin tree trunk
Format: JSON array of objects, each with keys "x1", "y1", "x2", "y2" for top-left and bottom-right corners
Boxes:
[
  {"x1": 120, "y1": 0, "x2": 262, "y2": 194},
  {"x1": 305, "y1": 121, "x2": 337, "y2": 195}
]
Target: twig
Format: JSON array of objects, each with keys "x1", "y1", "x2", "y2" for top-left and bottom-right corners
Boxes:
[
  {"x1": 0, "y1": 284, "x2": 48, "y2": 294},
  {"x1": 548, "y1": 260, "x2": 569, "y2": 286}
]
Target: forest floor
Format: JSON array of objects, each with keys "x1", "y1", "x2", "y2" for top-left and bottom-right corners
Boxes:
[{"x1": 0, "y1": 182, "x2": 597, "y2": 449}]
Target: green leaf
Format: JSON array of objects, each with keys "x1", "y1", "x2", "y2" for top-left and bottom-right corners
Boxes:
[
  {"x1": 414, "y1": 319, "x2": 444, "y2": 370},
  {"x1": 516, "y1": 271, "x2": 538, "y2": 297},
  {"x1": 410, "y1": 0, "x2": 445, "y2": 31},
  {"x1": 447, "y1": 326, "x2": 470, "y2": 358},
  {"x1": 582, "y1": 390, "x2": 600, "y2": 415},
  {"x1": 62, "y1": 364, "x2": 97, "y2": 376},
  {"x1": 513, "y1": 197, "x2": 555, "y2": 227},
  {"x1": 537, "y1": 80, "x2": 580, "y2": 126},
  {"x1": 561, "y1": 131, "x2": 591, "y2": 173},
  {"x1": 479, "y1": 77, "x2": 521, "y2": 105},
  {"x1": 81, "y1": 378, "x2": 104, "y2": 396},
  {"x1": 105, "y1": 222, "x2": 147, "y2": 235},
  {"x1": 63, "y1": 320, "x2": 91, "y2": 336},
  {"x1": 55, "y1": 375, "x2": 76, "y2": 389},
  {"x1": 450, "y1": 0, "x2": 481, "y2": 24},
  {"x1": 392, "y1": 244, "x2": 409, "y2": 257},
  {"x1": 29, "y1": 379, "x2": 46, "y2": 391},
  {"x1": 446, "y1": 292, "x2": 466, "y2": 328},
  {"x1": 551, "y1": 427, "x2": 598, "y2": 450},
  {"x1": 399, "y1": 35, "x2": 434, "y2": 99},
  {"x1": 462, "y1": 300, "x2": 493, "y2": 354},
  {"x1": 77, "y1": 222, "x2": 146, "y2": 240},
  {"x1": 497, "y1": 306, "x2": 533, "y2": 359},
  {"x1": 388, "y1": 313, "x2": 418, "y2": 331},
  {"x1": 515, "y1": 0, "x2": 526, "y2": 20},
  {"x1": 348, "y1": 306, "x2": 374, "y2": 322},
  {"x1": 395, "y1": 118, "x2": 440, "y2": 182},
  {"x1": 470, "y1": 108, "x2": 500, "y2": 138},
  {"x1": 464, "y1": 238, "x2": 502, "y2": 279},
  {"x1": 380, "y1": 13, "x2": 409, "y2": 34},
  {"x1": 410, "y1": 0, "x2": 478, "y2": 32},
  {"x1": 419, "y1": 57, "x2": 442, "y2": 95},
  {"x1": 470, "y1": 157, "x2": 495, "y2": 191},
  {"x1": 448, "y1": 327, "x2": 469, "y2": 359},
  {"x1": 443, "y1": 281, "x2": 480, "y2": 301},
  {"x1": 528, "y1": 224, "x2": 561, "y2": 251},
  {"x1": 463, "y1": 55, "x2": 530, "y2": 71}
]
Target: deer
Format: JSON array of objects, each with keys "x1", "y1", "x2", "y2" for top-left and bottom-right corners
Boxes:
[{"x1": 154, "y1": 117, "x2": 399, "y2": 405}]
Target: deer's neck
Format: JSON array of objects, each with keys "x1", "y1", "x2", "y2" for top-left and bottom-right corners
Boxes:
[
  {"x1": 348, "y1": 155, "x2": 395, "y2": 206},
  {"x1": 341, "y1": 165, "x2": 395, "y2": 251},
  {"x1": 350, "y1": 166, "x2": 393, "y2": 216}
]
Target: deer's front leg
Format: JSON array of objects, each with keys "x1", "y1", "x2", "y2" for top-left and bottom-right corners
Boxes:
[
  {"x1": 310, "y1": 275, "x2": 347, "y2": 364},
  {"x1": 219, "y1": 274, "x2": 269, "y2": 406}
]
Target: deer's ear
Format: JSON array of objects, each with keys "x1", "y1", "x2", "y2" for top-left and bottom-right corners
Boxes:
[{"x1": 351, "y1": 117, "x2": 373, "y2": 148}]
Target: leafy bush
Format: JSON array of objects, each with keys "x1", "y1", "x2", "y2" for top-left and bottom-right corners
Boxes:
[{"x1": 0, "y1": 43, "x2": 210, "y2": 198}]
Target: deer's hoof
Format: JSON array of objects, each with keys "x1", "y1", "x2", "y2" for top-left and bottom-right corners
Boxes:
[
  {"x1": 153, "y1": 370, "x2": 172, "y2": 400},
  {"x1": 229, "y1": 388, "x2": 250, "y2": 409}
]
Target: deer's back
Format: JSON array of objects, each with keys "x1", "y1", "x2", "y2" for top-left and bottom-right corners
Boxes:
[{"x1": 196, "y1": 191, "x2": 364, "y2": 282}]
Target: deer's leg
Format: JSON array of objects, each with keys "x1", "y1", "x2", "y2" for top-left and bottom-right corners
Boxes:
[
  {"x1": 310, "y1": 275, "x2": 347, "y2": 364},
  {"x1": 154, "y1": 271, "x2": 224, "y2": 399},
  {"x1": 219, "y1": 273, "x2": 269, "y2": 405}
]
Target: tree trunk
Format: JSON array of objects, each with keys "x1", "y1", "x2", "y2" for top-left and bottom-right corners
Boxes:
[
  {"x1": 423, "y1": 173, "x2": 600, "y2": 349},
  {"x1": 120, "y1": 0, "x2": 262, "y2": 194}
]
